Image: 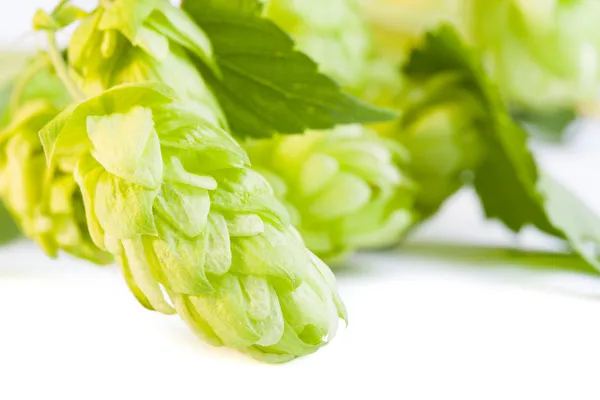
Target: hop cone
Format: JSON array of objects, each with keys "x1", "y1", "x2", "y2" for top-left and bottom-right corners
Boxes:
[
  {"x1": 363, "y1": 0, "x2": 600, "y2": 115},
  {"x1": 245, "y1": 126, "x2": 415, "y2": 260},
  {"x1": 470, "y1": 0, "x2": 600, "y2": 113},
  {"x1": 40, "y1": 84, "x2": 346, "y2": 362},
  {"x1": 382, "y1": 72, "x2": 485, "y2": 218},
  {"x1": 0, "y1": 59, "x2": 109, "y2": 262}
]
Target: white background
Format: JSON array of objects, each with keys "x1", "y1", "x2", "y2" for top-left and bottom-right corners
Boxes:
[{"x1": 2, "y1": 2, "x2": 600, "y2": 399}]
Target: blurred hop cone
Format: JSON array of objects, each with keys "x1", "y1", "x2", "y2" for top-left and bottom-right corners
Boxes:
[
  {"x1": 381, "y1": 73, "x2": 485, "y2": 218},
  {"x1": 39, "y1": 83, "x2": 347, "y2": 362},
  {"x1": 245, "y1": 126, "x2": 416, "y2": 261},
  {"x1": 362, "y1": 0, "x2": 600, "y2": 115},
  {"x1": 0, "y1": 59, "x2": 110, "y2": 263},
  {"x1": 470, "y1": 0, "x2": 600, "y2": 114}
]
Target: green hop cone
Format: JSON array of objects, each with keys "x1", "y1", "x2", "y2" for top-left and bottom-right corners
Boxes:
[
  {"x1": 245, "y1": 125, "x2": 416, "y2": 260},
  {"x1": 382, "y1": 72, "x2": 485, "y2": 218},
  {"x1": 0, "y1": 59, "x2": 109, "y2": 262},
  {"x1": 68, "y1": 0, "x2": 224, "y2": 126},
  {"x1": 471, "y1": 0, "x2": 600, "y2": 115},
  {"x1": 363, "y1": 0, "x2": 600, "y2": 119},
  {"x1": 40, "y1": 83, "x2": 346, "y2": 362}
]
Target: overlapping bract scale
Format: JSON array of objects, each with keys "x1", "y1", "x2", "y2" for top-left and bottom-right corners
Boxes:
[{"x1": 246, "y1": 126, "x2": 416, "y2": 260}]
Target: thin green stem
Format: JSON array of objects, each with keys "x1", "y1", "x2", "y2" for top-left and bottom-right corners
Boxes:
[
  {"x1": 45, "y1": 31, "x2": 84, "y2": 102},
  {"x1": 397, "y1": 242, "x2": 598, "y2": 276}
]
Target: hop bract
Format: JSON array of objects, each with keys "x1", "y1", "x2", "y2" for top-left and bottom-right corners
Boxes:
[
  {"x1": 40, "y1": 83, "x2": 346, "y2": 362},
  {"x1": 246, "y1": 126, "x2": 415, "y2": 260}
]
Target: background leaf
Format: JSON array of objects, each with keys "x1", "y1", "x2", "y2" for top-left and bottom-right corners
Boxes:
[
  {"x1": 538, "y1": 173, "x2": 600, "y2": 270},
  {"x1": 405, "y1": 26, "x2": 558, "y2": 235},
  {"x1": 511, "y1": 105, "x2": 576, "y2": 144},
  {"x1": 404, "y1": 26, "x2": 600, "y2": 268},
  {"x1": 182, "y1": 0, "x2": 395, "y2": 138}
]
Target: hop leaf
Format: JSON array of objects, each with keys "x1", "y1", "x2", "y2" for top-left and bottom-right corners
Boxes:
[
  {"x1": 182, "y1": 0, "x2": 396, "y2": 138},
  {"x1": 40, "y1": 84, "x2": 346, "y2": 362},
  {"x1": 266, "y1": 0, "x2": 375, "y2": 89},
  {"x1": 245, "y1": 126, "x2": 416, "y2": 260},
  {"x1": 389, "y1": 26, "x2": 600, "y2": 272},
  {"x1": 265, "y1": 0, "x2": 403, "y2": 107}
]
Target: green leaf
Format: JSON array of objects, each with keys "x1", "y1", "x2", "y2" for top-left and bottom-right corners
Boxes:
[
  {"x1": 182, "y1": 0, "x2": 395, "y2": 138},
  {"x1": 405, "y1": 26, "x2": 558, "y2": 235},
  {"x1": 473, "y1": 127, "x2": 558, "y2": 236},
  {"x1": 0, "y1": 200, "x2": 21, "y2": 245},
  {"x1": 511, "y1": 105, "x2": 576, "y2": 143},
  {"x1": 404, "y1": 26, "x2": 600, "y2": 268},
  {"x1": 538, "y1": 173, "x2": 600, "y2": 270},
  {"x1": 185, "y1": 0, "x2": 265, "y2": 16}
]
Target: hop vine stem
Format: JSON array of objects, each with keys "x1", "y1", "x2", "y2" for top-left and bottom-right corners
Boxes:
[
  {"x1": 398, "y1": 242, "x2": 598, "y2": 276},
  {"x1": 45, "y1": 30, "x2": 85, "y2": 102}
]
